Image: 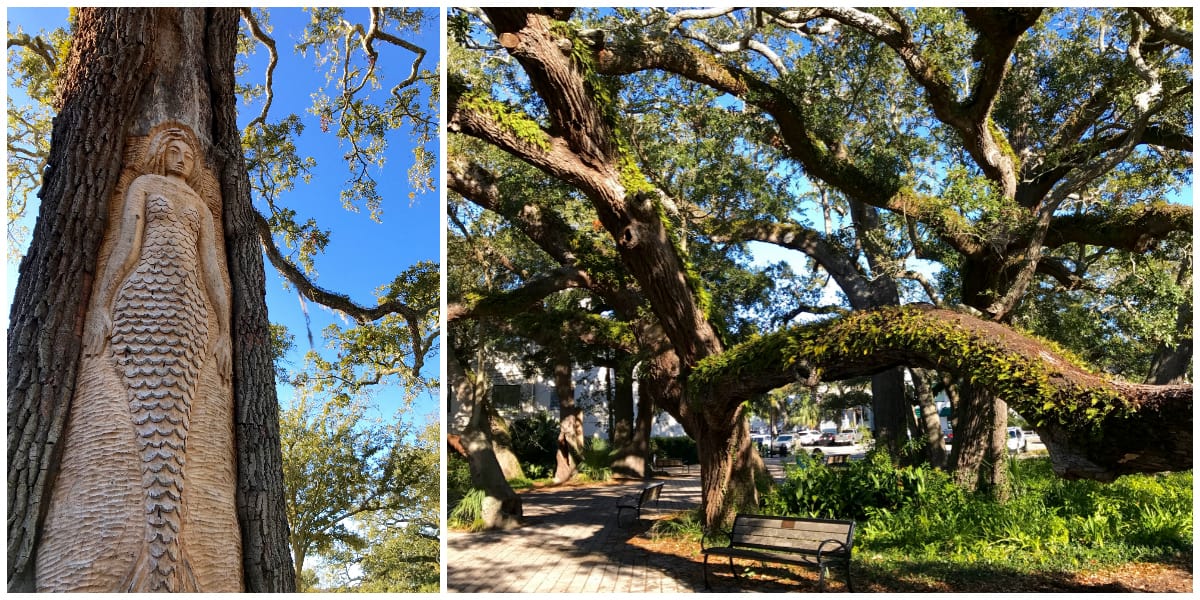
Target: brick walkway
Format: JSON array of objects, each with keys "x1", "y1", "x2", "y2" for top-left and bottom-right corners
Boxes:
[
  {"x1": 446, "y1": 460, "x2": 803, "y2": 593},
  {"x1": 446, "y1": 474, "x2": 704, "y2": 593}
]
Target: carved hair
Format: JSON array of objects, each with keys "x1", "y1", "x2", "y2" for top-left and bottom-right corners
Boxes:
[{"x1": 143, "y1": 124, "x2": 203, "y2": 189}]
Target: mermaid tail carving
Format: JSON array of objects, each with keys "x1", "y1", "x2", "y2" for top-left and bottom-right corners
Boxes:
[{"x1": 110, "y1": 193, "x2": 207, "y2": 592}]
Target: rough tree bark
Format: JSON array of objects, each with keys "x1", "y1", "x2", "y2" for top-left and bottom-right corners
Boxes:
[
  {"x1": 446, "y1": 338, "x2": 522, "y2": 529},
  {"x1": 552, "y1": 352, "x2": 584, "y2": 483},
  {"x1": 7, "y1": 8, "x2": 293, "y2": 592},
  {"x1": 910, "y1": 368, "x2": 949, "y2": 469}
]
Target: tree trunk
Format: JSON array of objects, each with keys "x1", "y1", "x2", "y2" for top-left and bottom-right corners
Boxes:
[
  {"x1": 487, "y1": 408, "x2": 526, "y2": 481},
  {"x1": 870, "y1": 368, "x2": 908, "y2": 457},
  {"x1": 696, "y1": 412, "x2": 766, "y2": 528},
  {"x1": 609, "y1": 359, "x2": 647, "y2": 478},
  {"x1": 553, "y1": 356, "x2": 584, "y2": 483},
  {"x1": 610, "y1": 362, "x2": 634, "y2": 450},
  {"x1": 446, "y1": 340, "x2": 522, "y2": 529},
  {"x1": 911, "y1": 368, "x2": 948, "y2": 469},
  {"x1": 949, "y1": 383, "x2": 1008, "y2": 497},
  {"x1": 1145, "y1": 256, "x2": 1192, "y2": 385},
  {"x1": 7, "y1": 8, "x2": 292, "y2": 592},
  {"x1": 290, "y1": 541, "x2": 307, "y2": 592}
]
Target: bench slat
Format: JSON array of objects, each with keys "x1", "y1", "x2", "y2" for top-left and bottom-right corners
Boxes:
[
  {"x1": 735, "y1": 515, "x2": 853, "y2": 533},
  {"x1": 732, "y1": 533, "x2": 847, "y2": 553},
  {"x1": 704, "y1": 546, "x2": 832, "y2": 566},
  {"x1": 734, "y1": 520, "x2": 851, "y2": 539}
]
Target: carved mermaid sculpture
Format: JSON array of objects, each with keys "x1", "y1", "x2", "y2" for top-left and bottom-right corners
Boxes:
[{"x1": 35, "y1": 124, "x2": 242, "y2": 592}]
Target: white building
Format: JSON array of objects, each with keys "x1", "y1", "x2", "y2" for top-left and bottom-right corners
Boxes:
[{"x1": 488, "y1": 361, "x2": 687, "y2": 438}]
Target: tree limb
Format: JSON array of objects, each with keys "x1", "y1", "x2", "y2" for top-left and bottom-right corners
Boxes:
[
  {"x1": 253, "y1": 210, "x2": 430, "y2": 376},
  {"x1": 690, "y1": 304, "x2": 1191, "y2": 479},
  {"x1": 1132, "y1": 7, "x2": 1193, "y2": 50},
  {"x1": 238, "y1": 9, "x2": 278, "y2": 131}
]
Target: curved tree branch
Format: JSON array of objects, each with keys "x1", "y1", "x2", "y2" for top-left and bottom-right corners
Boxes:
[
  {"x1": 690, "y1": 304, "x2": 1191, "y2": 479},
  {"x1": 238, "y1": 9, "x2": 278, "y2": 131},
  {"x1": 1132, "y1": 7, "x2": 1193, "y2": 50},
  {"x1": 252, "y1": 210, "x2": 430, "y2": 376}
]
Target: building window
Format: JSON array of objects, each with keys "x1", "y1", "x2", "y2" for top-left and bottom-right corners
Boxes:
[{"x1": 492, "y1": 384, "x2": 522, "y2": 411}]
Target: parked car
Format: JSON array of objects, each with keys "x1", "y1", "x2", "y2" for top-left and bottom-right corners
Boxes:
[
  {"x1": 943, "y1": 430, "x2": 954, "y2": 445},
  {"x1": 817, "y1": 431, "x2": 837, "y2": 446},
  {"x1": 773, "y1": 433, "x2": 797, "y2": 455},
  {"x1": 1007, "y1": 427, "x2": 1026, "y2": 453},
  {"x1": 796, "y1": 429, "x2": 821, "y2": 446},
  {"x1": 1022, "y1": 429, "x2": 1041, "y2": 445},
  {"x1": 751, "y1": 434, "x2": 770, "y2": 454},
  {"x1": 834, "y1": 428, "x2": 861, "y2": 446}
]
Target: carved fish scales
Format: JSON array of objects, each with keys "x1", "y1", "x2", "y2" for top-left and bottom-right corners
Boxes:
[{"x1": 111, "y1": 192, "x2": 208, "y2": 592}]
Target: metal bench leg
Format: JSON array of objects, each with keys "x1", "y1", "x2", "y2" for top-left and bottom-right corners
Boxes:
[
  {"x1": 728, "y1": 557, "x2": 740, "y2": 580},
  {"x1": 817, "y1": 561, "x2": 826, "y2": 592},
  {"x1": 703, "y1": 555, "x2": 711, "y2": 589}
]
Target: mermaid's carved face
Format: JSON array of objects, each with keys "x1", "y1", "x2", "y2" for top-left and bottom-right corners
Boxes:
[{"x1": 164, "y1": 139, "x2": 195, "y2": 179}]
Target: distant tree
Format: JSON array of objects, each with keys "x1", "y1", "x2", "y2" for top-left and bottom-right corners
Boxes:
[{"x1": 283, "y1": 409, "x2": 439, "y2": 593}]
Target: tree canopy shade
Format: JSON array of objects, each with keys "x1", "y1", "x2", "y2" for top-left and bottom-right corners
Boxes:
[
  {"x1": 448, "y1": 7, "x2": 1191, "y2": 527},
  {"x1": 7, "y1": 7, "x2": 439, "y2": 591}
]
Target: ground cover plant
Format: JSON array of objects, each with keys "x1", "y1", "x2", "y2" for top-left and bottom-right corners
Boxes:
[{"x1": 672, "y1": 452, "x2": 1191, "y2": 580}]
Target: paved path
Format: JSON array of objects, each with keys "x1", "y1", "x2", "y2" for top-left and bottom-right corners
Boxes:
[{"x1": 446, "y1": 461, "x2": 802, "y2": 593}]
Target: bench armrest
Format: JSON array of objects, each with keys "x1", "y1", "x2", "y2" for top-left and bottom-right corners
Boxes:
[{"x1": 815, "y1": 538, "x2": 849, "y2": 561}]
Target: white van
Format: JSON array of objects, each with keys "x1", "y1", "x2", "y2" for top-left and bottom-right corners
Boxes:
[{"x1": 1006, "y1": 427, "x2": 1026, "y2": 453}]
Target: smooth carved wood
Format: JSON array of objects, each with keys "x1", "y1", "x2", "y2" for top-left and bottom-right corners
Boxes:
[{"x1": 35, "y1": 122, "x2": 241, "y2": 592}]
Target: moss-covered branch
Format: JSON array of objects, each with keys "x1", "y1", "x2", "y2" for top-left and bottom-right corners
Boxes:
[{"x1": 688, "y1": 304, "x2": 1191, "y2": 479}]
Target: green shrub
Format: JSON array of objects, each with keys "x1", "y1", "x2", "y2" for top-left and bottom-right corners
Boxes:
[
  {"x1": 648, "y1": 508, "x2": 705, "y2": 542},
  {"x1": 763, "y1": 448, "x2": 944, "y2": 521},
  {"x1": 761, "y1": 454, "x2": 1191, "y2": 572},
  {"x1": 508, "y1": 410, "x2": 559, "y2": 474},
  {"x1": 651, "y1": 436, "x2": 698, "y2": 463},
  {"x1": 448, "y1": 488, "x2": 486, "y2": 531},
  {"x1": 578, "y1": 437, "x2": 613, "y2": 481},
  {"x1": 447, "y1": 452, "x2": 474, "y2": 511}
]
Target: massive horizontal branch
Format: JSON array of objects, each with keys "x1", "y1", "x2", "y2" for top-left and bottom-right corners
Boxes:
[
  {"x1": 1043, "y1": 203, "x2": 1192, "y2": 253},
  {"x1": 688, "y1": 304, "x2": 1191, "y2": 480},
  {"x1": 447, "y1": 266, "x2": 592, "y2": 323}
]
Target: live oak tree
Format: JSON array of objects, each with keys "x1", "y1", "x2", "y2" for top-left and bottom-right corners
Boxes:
[
  {"x1": 7, "y1": 7, "x2": 438, "y2": 591},
  {"x1": 448, "y1": 7, "x2": 1191, "y2": 528},
  {"x1": 280, "y1": 395, "x2": 438, "y2": 592}
]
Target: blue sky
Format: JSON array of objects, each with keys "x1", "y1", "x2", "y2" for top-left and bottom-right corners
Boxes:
[{"x1": 5, "y1": 7, "x2": 441, "y2": 423}]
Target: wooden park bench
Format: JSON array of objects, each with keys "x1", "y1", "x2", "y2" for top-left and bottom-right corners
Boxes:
[
  {"x1": 653, "y1": 456, "x2": 684, "y2": 471},
  {"x1": 652, "y1": 454, "x2": 695, "y2": 474},
  {"x1": 824, "y1": 454, "x2": 849, "y2": 467},
  {"x1": 701, "y1": 514, "x2": 855, "y2": 591},
  {"x1": 616, "y1": 481, "x2": 664, "y2": 526}
]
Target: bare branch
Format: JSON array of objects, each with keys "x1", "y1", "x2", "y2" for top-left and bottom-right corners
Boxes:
[
  {"x1": 899, "y1": 270, "x2": 944, "y2": 305},
  {"x1": 239, "y1": 9, "x2": 278, "y2": 131},
  {"x1": 252, "y1": 210, "x2": 431, "y2": 376},
  {"x1": 1132, "y1": 7, "x2": 1193, "y2": 50},
  {"x1": 6, "y1": 32, "x2": 57, "y2": 71}
]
